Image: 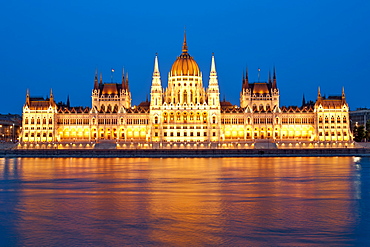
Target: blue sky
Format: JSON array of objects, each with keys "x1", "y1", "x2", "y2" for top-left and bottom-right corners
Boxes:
[{"x1": 1, "y1": 0, "x2": 369, "y2": 114}]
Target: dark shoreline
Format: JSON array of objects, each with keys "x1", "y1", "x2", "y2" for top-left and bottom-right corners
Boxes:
[{"x1": 1, "y1": 148, "x2": 370, "y2": 158}]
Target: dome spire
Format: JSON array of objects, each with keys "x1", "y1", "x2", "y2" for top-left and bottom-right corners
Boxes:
[{"x1": 182, "y1": 29, "x2": 188, "y2": 53}]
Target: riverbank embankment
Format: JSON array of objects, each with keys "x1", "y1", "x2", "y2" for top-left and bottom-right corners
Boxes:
[{"x1": 1, "y1": 147, "x2": 370, "y2": 158}]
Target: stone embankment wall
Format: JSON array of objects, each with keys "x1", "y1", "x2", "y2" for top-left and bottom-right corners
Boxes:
[{"x1": 1, "y1": 148, "x2": 369, "y2": 158}]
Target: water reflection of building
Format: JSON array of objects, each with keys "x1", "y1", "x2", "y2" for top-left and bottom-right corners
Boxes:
[
  {"x1": 0, "y1": 114, "x2": 21, "y2": 142},
  {"x1": 20, "y1": 34, "x2": 353, "y2": 149}
]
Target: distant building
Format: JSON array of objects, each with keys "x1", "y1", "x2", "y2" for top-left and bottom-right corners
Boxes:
[
  {"x1": 0, "y1": 114, "x2": 22, "y2": 142},
  {"x1": 19, "y1": 34, "x2": 353, "y2": 148},
  {"x1": 349, "y1": 108, "x2": 370, "y2": 129}
]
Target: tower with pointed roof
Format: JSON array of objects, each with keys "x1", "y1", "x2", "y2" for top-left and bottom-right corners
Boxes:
[
  {"x1": 150, "y1": 54, "x2": 162, "y2": 109},
  {"x1": 240, "y1": 68, "x2": 279, "y2": 111},
  {"x1": 207, "y1": 54, "x2": 220, "y2": 108},
  {"x1": 91, "y1": 69, "x2": 131, "y2": 113}
]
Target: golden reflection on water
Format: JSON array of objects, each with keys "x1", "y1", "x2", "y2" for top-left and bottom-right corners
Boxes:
[{"x1": 0, "y1": 157, "x2": 359, "y2": 246}]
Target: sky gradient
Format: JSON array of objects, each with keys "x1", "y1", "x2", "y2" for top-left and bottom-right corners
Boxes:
[{"x1": 1, "y1": 0, "x2": 369, "y2": 114}]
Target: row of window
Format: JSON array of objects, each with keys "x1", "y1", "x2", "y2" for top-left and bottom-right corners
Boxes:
[
  {"x1": 126, "y1": 119, "x2": 149, "y2": 125},
  {"x1": 221, "y1": 119, "x2": 245, "y2": 124},
  {"x1": 162, "y1": 131, "x2": 210, "y2": 137},
  {"x1": 319, "y1": 125, "x2": 347, "y2": 129},
  {"x1": 24, "y1": 118, "x2": 52, "y2": 125},
  {"x1": 163, "y1": 126, "x2": 207, "y2": 129},
  {"x1": 24, "y1": 127, "x2": 53, "y2": 130},
  {"x1": 319, "y1": 132, "x2": 348, "y2": 136},
  {"x1": 24, "y1": 133, "x2": 53, "y2": 138},
  {"x1": 57, "y1": 119, "x2": 90, "y2": 125},
  {"x1": 318, "y1": 116, "x2": 347, "y2": 124},
  {"x1": 281, "y1": 118, "x2": 315, "y2": 124}
]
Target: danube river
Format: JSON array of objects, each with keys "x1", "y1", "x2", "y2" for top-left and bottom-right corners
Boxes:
[{"x1": 1, "y1": 157, "x2": 369, "y2": 246}]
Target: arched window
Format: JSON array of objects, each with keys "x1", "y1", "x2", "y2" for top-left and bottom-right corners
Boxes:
[
  {"x1": 331, "y1": 116, "x2": 335, "y2": 123},
  {"x1": 343, "y1": 116, "x2": 347, "y2": 123},
  {"x1": 183, "y1": 91, "x2": 187, "y2": 104},
  {"x1": 337, "y1": 116, "x2": 341, "y2": 123},
  {"x1": 183, "y1": 112, "x2": 187, "y2": 123},
  {"x1": 154, "y1": 116, "x2": 158, "y2": 124},
  {"x1": 252, "y1": 104, "x2": 257, "y2": 111},
  {"x1": 325, "y1": 116, "x2": 329, "y2": 124}
]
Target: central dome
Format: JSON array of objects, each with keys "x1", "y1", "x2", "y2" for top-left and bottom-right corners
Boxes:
[{"x1": 170, "y1": 34, "x2": 200, "y2": 76}]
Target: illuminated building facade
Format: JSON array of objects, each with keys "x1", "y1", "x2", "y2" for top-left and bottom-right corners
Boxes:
[{"x1": 20, "y1": 34, "x2": 352, "y2": 148}]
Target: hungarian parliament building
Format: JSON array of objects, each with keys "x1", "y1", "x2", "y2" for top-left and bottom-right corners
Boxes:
[{"x1": 20, "y1": 35, "x2": 352, "y2": 149}]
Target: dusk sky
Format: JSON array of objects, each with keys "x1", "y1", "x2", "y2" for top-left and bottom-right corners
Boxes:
[{"x1": 1, "y1": 0, "x2": 369, "y2": 114}]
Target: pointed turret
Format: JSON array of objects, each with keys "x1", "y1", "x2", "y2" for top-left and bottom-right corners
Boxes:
[
  {"x1": 25, "y1": 89, "x2": 30, "y2": 106},
  {"x1": 150, "y1": 53, "x2": 162, "y2": 108},
  {"x1": 242, "y1": 67, "x2": 249, "y2": 89},
  {"x1": 209, "y1": 53, "x2": 217, "y2": 79},
  {"x1": 94, "y1": 69, "x2": 99, "y2": 89},
  {"x1": 272, "y1": 67, "x2": 277, "y2": 89},
  {"x1": 121, "y1": 68, "x2": 128, "y2": 91},
  {"x1": 302, "y1": 94, "x2": 306, "y2": 107},
  {"x1": 342, "y1": 87, "x2": 347, "y2": 104},
  {"x1": 207, "y1": 53, "x2": 220, "y2": 107},
  {"x1": 66, "y1": 95, "x2": 70, "y2": 108},
  {"x1": 99, "y1": 73, "x2": 103, "y2": 86},
  {"x1": 153, "y1": 53, "x2": 161, "y2": 79},
  {"x1": 342, "y1": 87, "x2": 345, "y2": 98}
]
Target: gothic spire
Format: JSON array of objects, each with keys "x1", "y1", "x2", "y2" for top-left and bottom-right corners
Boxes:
[
  {"x1": 94, "y1": 69, "x2": 99, "y2": 89},
  {"x1": 243, "y1": 67, "x2": 249, "y2": 89},
  {"x1": 210, "y1": 53, "x2": 217, "y2": 77},
  {"x1": 153, "y1": 53, "x2": 160, "y2": 78},
  {"x1": 121, "y1": 67, "x2": 125, "y2": 89},
  {"x1": 272, "y1": 66, "x2": 277, "y2": 89}
]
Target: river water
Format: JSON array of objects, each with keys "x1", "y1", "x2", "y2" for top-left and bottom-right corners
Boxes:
[{"x1": 1, "y1": 157, "x2": 369, "y2": 246}]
